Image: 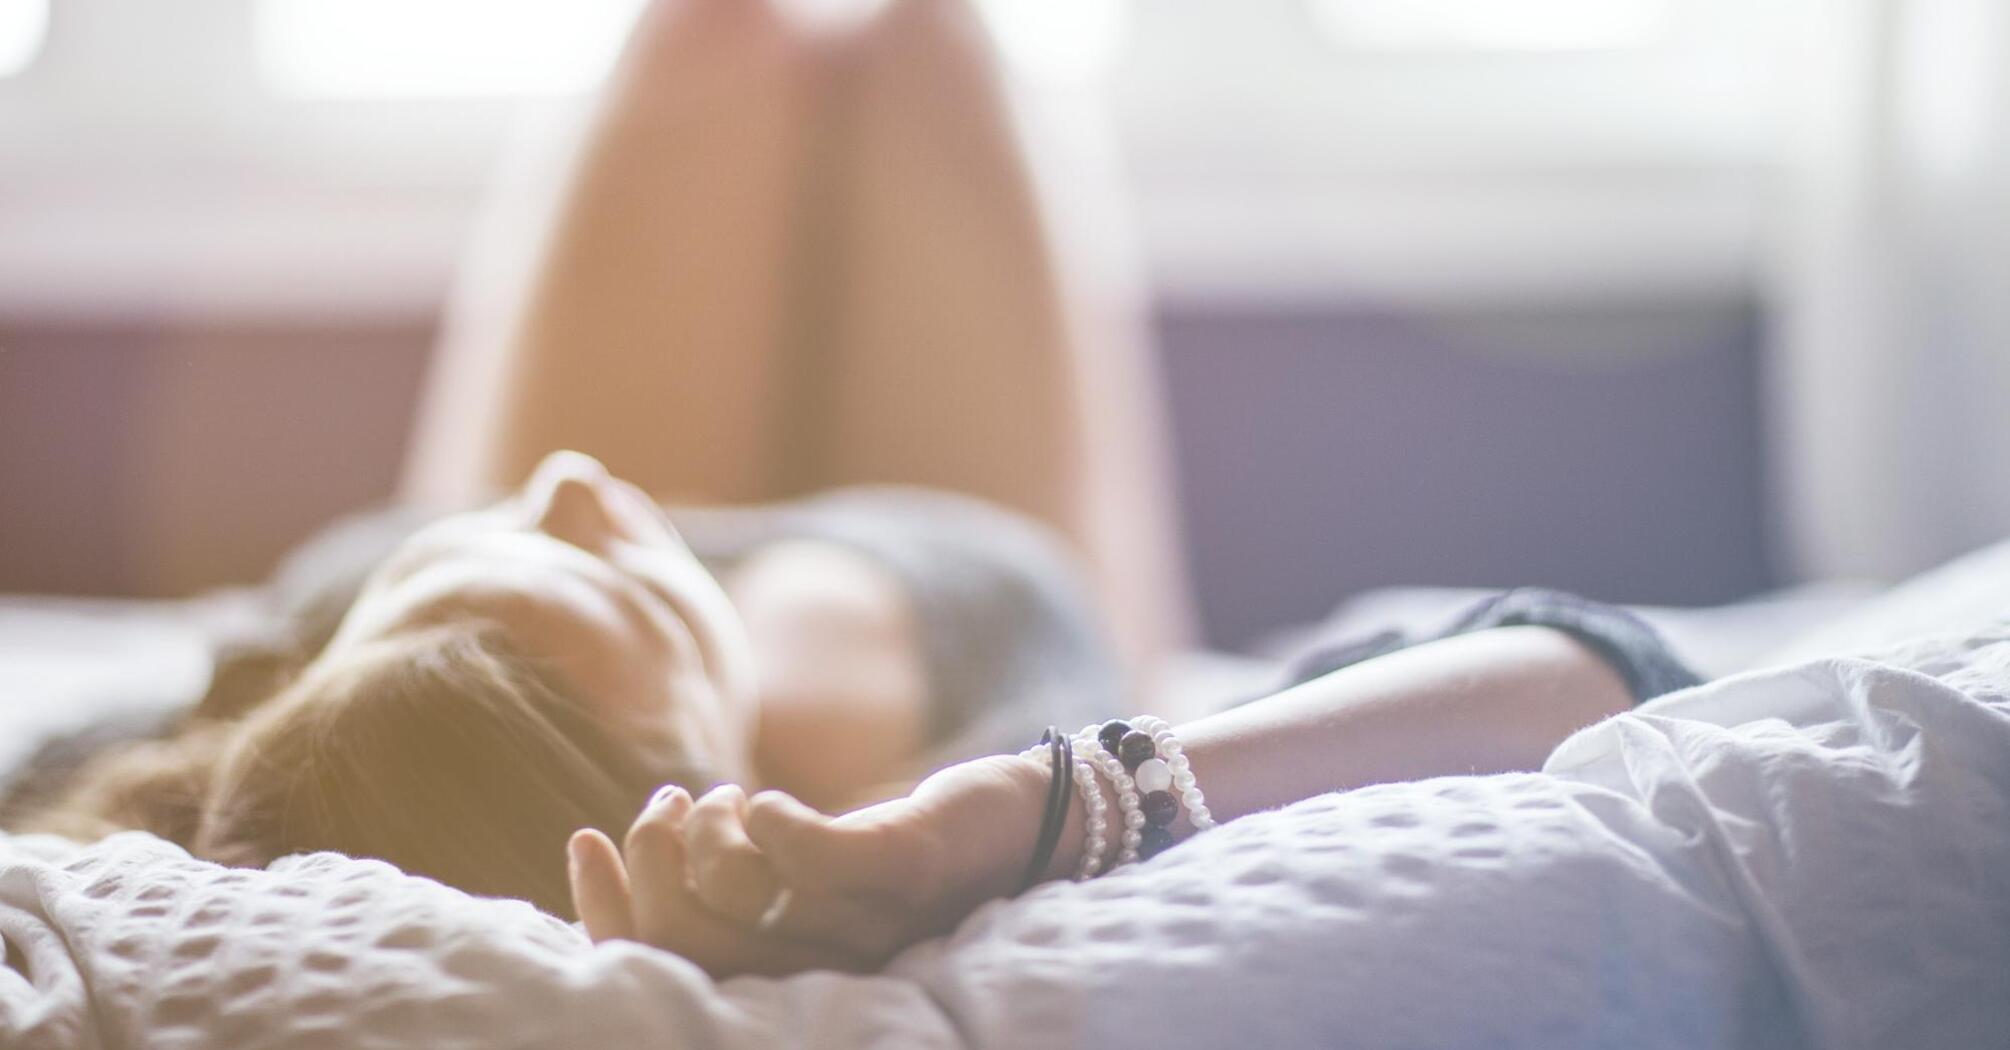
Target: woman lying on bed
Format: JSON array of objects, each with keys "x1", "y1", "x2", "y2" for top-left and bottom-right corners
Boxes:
[
  {"x1": 10, "y1": 448, "x2": 1125, "y2": 913},
  {"x1": 16, "y1": 449, "x2": 1697, "y2": 979}
]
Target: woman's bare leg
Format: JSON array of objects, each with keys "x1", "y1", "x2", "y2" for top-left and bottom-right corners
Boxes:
[
  {"x1": 405, "y1": 0, "x2": 1189, "y2": 670},
  {"x1": 403, "y1": 0, "x2": 816, "y2": 508},
  {"x1": 801, "y1": 0, "x2": 1191, "y2": 670}
]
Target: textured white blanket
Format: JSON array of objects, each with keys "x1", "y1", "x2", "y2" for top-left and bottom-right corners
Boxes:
[{"x1": 3, "y1": 629, "x2": 2007, "y2": 1049}]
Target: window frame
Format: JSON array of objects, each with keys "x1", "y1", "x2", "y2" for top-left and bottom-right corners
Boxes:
[{"x1": 0, "y1": 0, "x2": 1791, "y2": 318}]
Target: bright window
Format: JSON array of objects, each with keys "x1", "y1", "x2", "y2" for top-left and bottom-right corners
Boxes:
[
  {"x1": 1309, "y1": 0, "x2": 1671, "y2": 52},
  {"x1": 973, "y1": 0, "x2": 1128, "y2": 83},
  {"x1": 256, "y1": 0, "x2": 647, "y2": 97},
  {"x1": 0, "y1": 0, "x2": 47, "y2": 78},
  {"x1": 2, "y1": 0, "x2": 1777, "y2": 316},
  {"x1": 257, "y1": 0, "x2": 1129, "y2": 97}
]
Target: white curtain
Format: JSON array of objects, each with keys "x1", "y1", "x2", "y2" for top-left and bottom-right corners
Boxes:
[{"x1": 1769, "y1": 0, "x2": 2010, "y2": 582}]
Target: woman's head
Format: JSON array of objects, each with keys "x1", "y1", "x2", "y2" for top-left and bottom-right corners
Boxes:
[
  {"x1": 204, "y1": 451, "x2": 760, "y2": 914},
  {"x1": 194, "y1": 622, "x2": 684, "y2": 917},
  {"x1": 325, "y1": 450, "x2": 759, "y2": 784},
  {"x1": 34, "y1": 451, "x2": 756, "y2": 918}
]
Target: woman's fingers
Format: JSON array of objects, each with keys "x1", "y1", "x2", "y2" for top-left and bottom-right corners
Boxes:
[
  {"x1": 567, "y1": 827, "x2": 637, "y2": 943},
  {"x1": 619, "y1": 783, "x2": 855, "y2": 977},
  {"x1": 622, "y1": 785, "x2": 701, "y2": 947},
  {"x1": 741, "y1": 790, "x2": 920, "y2": 956},
  {"x1": 682, "y1": 785, "x2": 890, "y2": 953},
  {"x1": 682, "y1": 783, "x2": 785, "y2": 925},
  {"x1": 745, "y1": 789, "x2": 918, "y2": 895}
]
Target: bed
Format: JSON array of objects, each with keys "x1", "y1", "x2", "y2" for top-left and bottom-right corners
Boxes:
[{"x1": 2, "y1": 546, "x2": 2007, "y2": 1049}]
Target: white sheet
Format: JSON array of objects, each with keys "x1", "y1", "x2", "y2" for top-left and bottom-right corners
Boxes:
[
  {"x1": 0, "y1": 597, "x2": 217, "y2": 779},
  {"x1": 3, "y1": 617, "x2": 2006, "y2": 1048}
]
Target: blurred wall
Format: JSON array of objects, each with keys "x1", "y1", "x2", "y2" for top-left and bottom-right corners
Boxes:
[
  {"x1": 0, "y1": 319, "x2": 431, "y2": 596},
  {"x1": 1161, "y1": 300, "x2": 1773, "y2": 647},
  {"x1": 0, "y1": 299, "x2": 1773, "y2": 647}
]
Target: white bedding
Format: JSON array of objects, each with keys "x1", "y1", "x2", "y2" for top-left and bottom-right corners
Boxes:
[{"x1": 3, "y1": 617, "x2": 2008, "y2": 1047}]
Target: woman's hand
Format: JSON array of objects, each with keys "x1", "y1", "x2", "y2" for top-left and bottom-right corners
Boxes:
[
  {"x1": 565, "y1": 786, "x2": 855, "y2": 977},
  {"x1": 568, "y1": 753, "x2": 1059, "y2": 977}
]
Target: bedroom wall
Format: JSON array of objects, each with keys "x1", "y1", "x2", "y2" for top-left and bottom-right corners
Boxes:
[
  {"x1": 0, "y1": 319, "x2": 433, "y2": 597},
  {"x1": 1161, "y1": 301, "x2": 1774, "y2": 647},
  {"x1": 0, "y1": 299, "x2": 1775, "y2": 646}
]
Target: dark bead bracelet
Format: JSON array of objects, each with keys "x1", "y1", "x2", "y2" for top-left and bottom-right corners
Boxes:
[
  {"x1": 1117, "y1": 730, "x2": 1156, "y2": 770},
  {"x1": 1139, "y1": 824, "x2": 1176, "y2": 860},
  {"x1": 1096, "y1": 719, "x2": 1131, "y2": 756}
]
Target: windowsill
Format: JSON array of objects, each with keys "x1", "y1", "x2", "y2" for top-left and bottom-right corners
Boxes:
[
  {"x1": 1135, "y1": 163, "x2": 1763, "y2": 308},
  {"x1": 0, "y1": 158, "x2": 1764, "y2": 323}
]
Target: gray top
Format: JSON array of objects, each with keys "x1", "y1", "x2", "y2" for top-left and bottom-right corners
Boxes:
[{"x1": 671, "y1": 488, "x2": 1123, "y2": 764}]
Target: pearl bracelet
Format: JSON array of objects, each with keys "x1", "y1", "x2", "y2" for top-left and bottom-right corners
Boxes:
[
  {"x1": 1068, "y1": 732, "x2": 1111, "y2": 879},
  {"x1": 1079, "y1": 725, "x2": 1147, "y2": 865}
]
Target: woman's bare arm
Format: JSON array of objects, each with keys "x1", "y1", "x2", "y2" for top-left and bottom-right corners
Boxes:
[
  {"x1": 1160, "y1": 624, "x2": 1631, "y2": 836},
  {"x1": 569, "y1": 626, "x2": 1634, "y2": 974}
]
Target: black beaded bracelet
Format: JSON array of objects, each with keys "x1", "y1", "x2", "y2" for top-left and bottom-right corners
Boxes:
[{"x1": 1019, "y1": 727, "x2": 1073, "y2": 892}]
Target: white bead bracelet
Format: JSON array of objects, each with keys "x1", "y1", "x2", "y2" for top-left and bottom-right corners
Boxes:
[
  {"x1": 1078, "y1": 724, "x2": 1146, "y2": 866},
  {"x1": 1069, "y1": 731, "x2": 1111, "y2": 879}
]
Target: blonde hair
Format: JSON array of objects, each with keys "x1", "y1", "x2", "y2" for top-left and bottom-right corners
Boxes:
[{"x1": 25, "y1": 622, "x2": 702, "y2": 919}]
